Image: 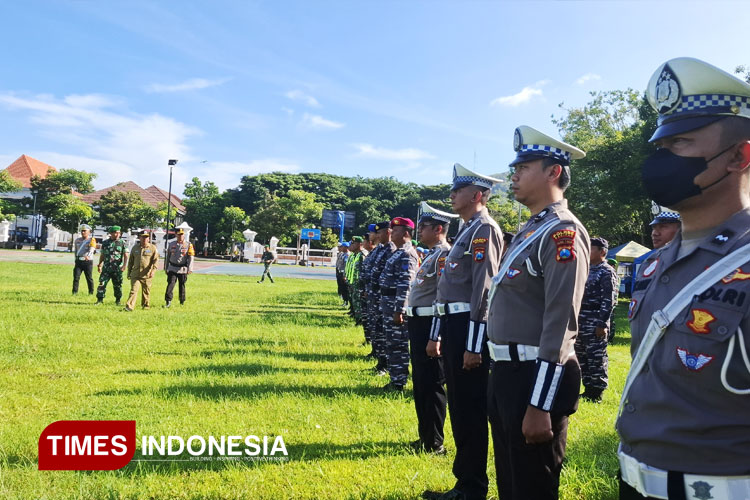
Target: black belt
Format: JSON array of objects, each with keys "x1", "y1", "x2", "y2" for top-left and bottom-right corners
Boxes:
[{"x1": 381, "y1": 288, "x2": 396, "y2": 296}]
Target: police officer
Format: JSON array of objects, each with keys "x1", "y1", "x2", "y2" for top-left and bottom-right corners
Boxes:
[
  {"x1": 649, "y1": 210, "x2": 682, "y2": 249},
  {"x1": 618, "y1": 57, "x2": 750, "y2": 500},
  {"x1": 346, "y1": 236, "x2": 367, "y2": 325},
  {"x1": 369, "y1": 221, "x2": 395, "y2": 375},
  {"x1": 96, "y1": 225, "x2": 129, "y2": 305},
  {"x1": 408, "y1": 202, "x2": 456, "y2": 455},
  {"x1": 425, "y1": 164, "x2": 503, "y2": 500},
  {"x1": 575, "y1": 236, "x2": 616, "y2": 402},
  {"x1": 486, "y1": 126, "x2": 589, "y2": 500},
  {"x1": 164, "y1": 228, "x2": 195, "y2": 307},
  {"x1": 72, "y1": 224, "x2": 97, "y2": 295},
  {"x1": 380, "y1": 217, "x2": 420, "y2": 391},
  {"x1": 125, "y1": 230, "x2": 159, "y2": 311}
]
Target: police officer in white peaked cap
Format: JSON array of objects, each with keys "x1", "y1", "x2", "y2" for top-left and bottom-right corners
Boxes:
[
  {"x1": 618, "y1": 57, "x2": 750, "y2": 500},
  {"x1": 423, "y1": 164, "x2": 503, "y2": 500},
  {"x1": 485, "y1": 125, "x2": 590, "y2": 500}
]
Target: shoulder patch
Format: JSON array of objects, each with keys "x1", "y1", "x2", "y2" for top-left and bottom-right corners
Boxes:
[
  {"x1": 642, "y1": 259, "x2": 658, "y2": 278},
  {"x1": 438, "y1": 256, "x2": 446, "y2": 275},
  {"x1": 551, "y1": 229, "x2": 576, "y2": 262},
  {"x1": 721, "y1": 267, "x2": 750, "y2": 284},
  {"x1": 473, "y1": 246, "x2": 486, "y2": 262}
]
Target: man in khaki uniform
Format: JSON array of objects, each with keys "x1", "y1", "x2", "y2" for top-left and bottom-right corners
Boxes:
[
  {"x1": 486, "y1": 126, "x2": 589, "y2": 500},
  {"x1": 618, "y1": 58, "x2": 750, "y2": 500},
  {"x1": 125, "y1": 230, "x2": 159, "y2": 311},
  {"x1": 164, "y1": 228, "x2": 195, "y2": 307},
  {"x1": 424, "y1": 164, "x2": 503, "y2": 500}
]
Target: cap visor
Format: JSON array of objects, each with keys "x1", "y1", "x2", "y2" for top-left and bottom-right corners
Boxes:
[{"x1": 649, "y1": 116, "x2": 724, "y2": 142}]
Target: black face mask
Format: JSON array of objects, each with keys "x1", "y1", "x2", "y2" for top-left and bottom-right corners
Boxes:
[{"x1": 641, "y1": 144, "x2": 734, "y2": 207}]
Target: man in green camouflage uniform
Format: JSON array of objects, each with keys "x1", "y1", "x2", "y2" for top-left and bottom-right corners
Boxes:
[{"x1": 96, "y1": 225, "x2": 129, "y2": 305}]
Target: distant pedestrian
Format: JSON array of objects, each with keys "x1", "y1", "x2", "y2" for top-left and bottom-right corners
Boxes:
[
  {"x1": 96, "y1": 226, "x2": 129, "y2": 305},
  {"x1": 258, "y1": 244, "x2": 276, "y2": 283},
  {"x1": 125, "y1": 230, "x2": 159, "y2": 311},
  {"x1": 164, "y1": 228, "x2": 195, "y2": 307},
  {"x1": 72, "y1": 224, "x2": 97, "y2": 295}
]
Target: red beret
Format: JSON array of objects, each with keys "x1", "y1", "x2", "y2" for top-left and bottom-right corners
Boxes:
[{"x1": 390, "y1": 217, "x2": 415, "y2": 229}]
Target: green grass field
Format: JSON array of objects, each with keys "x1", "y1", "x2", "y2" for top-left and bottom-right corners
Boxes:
[{"x1": 0, "y1": 261, "x2": 630, "y2": 499}]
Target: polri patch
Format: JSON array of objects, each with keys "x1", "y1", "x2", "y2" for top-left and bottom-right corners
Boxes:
[
  {"x1": 686, "y1": 308, "x2": 716, "y2": 334},
  {"x1": 551, "y1": 229, "x2": 576, "y2": 262},
  {"x1": 677, "y1": 347, "x2": 714, "y2": 372},
  {"x1": 438, "y1": 257, "x2": 446, "y2": 275},
  {"x1": 473, "y1": 246, "x2": 486, "y2": 262},
  {"x1": 642, "y1": 259, "x2": 658, "y2": 277},
  {"x1": 628, "y1": 299, "x2": 637, "y2": 319},
  {"x1": 721, "y1": 267, "x2": 750, "y2": 284}
]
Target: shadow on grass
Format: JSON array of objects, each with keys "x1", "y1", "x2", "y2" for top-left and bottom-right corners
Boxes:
[
  {"x1": 95, "y1": 381, "x2": 409, "y2": 401},
  {"x1": 117, "y1": 361, "x2": 329, "y2": 377},
  {"x1": 198, "y1": 347, "x2": 365, "y2": 363},
  {"x1": 219, "y1": 309, "x2": 347, "y2": 329}
]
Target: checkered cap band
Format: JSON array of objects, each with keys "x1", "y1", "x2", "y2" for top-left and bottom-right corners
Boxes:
[
  {"x1": 519, "y1": 144, "x2": 571, "y2": 162},
  {"x1": 420, "y1": 211, "x2": 451, "y2": 223},
  {"x1": 660, "y1": 94, "x2": 750, "y2": 124},
  {"x1": 650, "y1": 211, "x2": 681, "y2": 225},
  {"x1": 453, "y1": 175, "x2": 493, "y2": 188}
]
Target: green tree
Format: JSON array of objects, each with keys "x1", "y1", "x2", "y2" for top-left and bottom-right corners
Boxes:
[
  {"x1": 487, "y1": 194, "x2": 531, "y2": 234},
  {"x1": 736, "y1": 65, "x2": 750, "y2": 84},
  {"x1": 313, "y1": 227, "x2": 340, "y2": 250},
  {"x1": 218, "y1": 205, "x2": 248, "y2": 245},
  {"x1": 97, "y1": 190, "x2": 152, "y2": 232},
  {"x1": 183, "y1": 177, "x2": 223, "y2": 248},
  {"x1": 0, "y1": 171, "x2": 21, "y2": 220},
  {"x1": 552, "y1": 89, "x2": 657, "y2": 245},
  {"x1": 46, "y1": 194, "x2": 95, "y2": 250},
  {"x1": 30, "y1": 168, "x2": 97, "y2": 226}
]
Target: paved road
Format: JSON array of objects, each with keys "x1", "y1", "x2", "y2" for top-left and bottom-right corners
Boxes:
[{"x1": 0, "y1": 249, "x2": 336, "y2": 281}]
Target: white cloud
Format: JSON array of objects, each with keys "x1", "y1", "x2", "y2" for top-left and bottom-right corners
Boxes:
[
  {"x1": 490, "y1": 80, "x2": 549, "y2": 107},
  {"x1": 285, "y1": 90, "x2": 320, "y2": 108},
  {"x1": 0, "y1": 92, "x2": 199, "y2": 189},
  {"x1": 576, "y1": 73, "x2": 601, "y2": 85},
  {"x1": 352, "y1": 143, "x2": 436, "y2": 161},
  {"x1": 300, "y1": 113, "x2": 344, "y2": 130},
  {"x1": 281, "y1": 106, "x2": 294, "y2": 116},
  {"x1": 145, "y1": 77, "x2": 230, "y2": 93}
]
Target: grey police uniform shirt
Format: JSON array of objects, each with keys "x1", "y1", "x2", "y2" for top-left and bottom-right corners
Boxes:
[
  {"x1": 380, "y1": 241, "x2": 420, "y2": 314},
  {"x1": 436, "y1": 207, "x2": 503, "y2": 352},
  {"x1": 165, "y1": 240, "x2": 194, "y2": 274},
  {"x1": 408, "y1": 240, "x2": 451, "y2": 308},
  {"x1": 487, "y1": 200, "x2": 590, "y2": 365},
  {"x1": 618, "y1": 207, "x2": 750, "y2": 475}
]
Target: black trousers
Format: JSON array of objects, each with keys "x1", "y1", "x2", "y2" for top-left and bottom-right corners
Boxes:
[
  {"x1": 408, "y1": 315, "x2": 447, "y2": 450},
  {"x1": 72, "y1": 260, "x2": 94, "y2": 294},
  {"x1": 443, "y1": 312, "x2": 489, "y2": 500},
  {"x1": 165, "y1": 272, "x2": 188, "y2": 303},
  {"x1": 487, "y1": 356, "x2": 581, "y2": 500}
]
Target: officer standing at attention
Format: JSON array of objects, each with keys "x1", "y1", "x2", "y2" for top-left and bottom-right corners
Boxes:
[
  {"x1": 257, "y1": 244, "x2": 276, "y2": 283},
  {"x1": 360, "y1": 223, "x2": 382, "y2": 354},
  {"x1": 649, "y1": 209, "x2": 682, "y2": 249},
  {"x1": 125, "y1": 230, "x2": 159, "y2": 311},
  {"x1": 380, "y1": 217, "x2": 420, "y2": 391},
  {"x1": 408, "y1": 202, "x2": 456, "y2": 455},
  {"x1": 164, "y1": 228, "x2": 195, "y2": 307},
  {"x1": 72, "y1": 224, "x2": 97, "y2": 295},
  {"x1": 370, "y1": 221, "x2": 395, "y2": 375},
  {"x1": 336, "y1": 242, "x2": 351, "y2": 306},
  {"x1": 618, "y1": 57, "x2": 750, "y2": 500},
  {"x1": 424, "y1": 164, "x2": 503, "y2": 500},
  {"x1": 345, "y1": 236, "x2": 367, "y2": 325},
  {"x1": 576, "y1": 236, "x2": 617, "y2": 402},
  {"x1": 486, "y1": 125, "x2": 589, "y2": 500},
  {"x1": 96, "y1": 226, "x2": 129, "y2": 305}
]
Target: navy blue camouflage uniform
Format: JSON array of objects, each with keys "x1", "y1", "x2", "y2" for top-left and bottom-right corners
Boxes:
[
  {"x1": 575, "y1": 261, "x2": 617, "y2": 393},
  {"x1": 360, "y1": 245, "x2": 380, "y2": 344},
  {"x1": 380, "y1": 241, "x2": 420, "y2": 387},
  {"x1": 371, "y1": 241, "x2": 397, "y2": 368}
]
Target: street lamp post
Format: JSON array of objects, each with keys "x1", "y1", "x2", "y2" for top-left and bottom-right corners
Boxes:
[
  {"x1": 30, "y1": 188, "x2": 39, "y2": 248},
  {"x1": 165, "y1": 159, "x2": 178, "y2": 253}
]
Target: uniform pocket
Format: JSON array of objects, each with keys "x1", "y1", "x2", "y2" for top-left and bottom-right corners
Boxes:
[{"x1": 674, "y1": 298, "x2": 744, "y2": 342}]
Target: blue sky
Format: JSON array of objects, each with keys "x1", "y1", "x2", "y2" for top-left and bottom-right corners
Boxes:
[{"x1": 1, "y1": 1, "x2": 748, "y2": 196}]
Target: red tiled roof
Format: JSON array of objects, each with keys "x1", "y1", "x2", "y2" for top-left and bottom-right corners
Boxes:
[
  {"x1": 80, "y1": 181, "x2": 185, "y2": 213},
  {"x1": 2, "y1": 155, "x2": 57, "y2": 188}
]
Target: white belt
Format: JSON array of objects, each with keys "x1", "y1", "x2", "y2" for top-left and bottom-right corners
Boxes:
[
  {"x1": 406, "y1": 306, "x2": 434, "y2": 317},
  {"x1": 619, "y1": 449, "x2": 750, "y2": 499},
  {"x1": 434, "y1": 302, "x2": 470, "y2": 316},
  {"x1": 487, "y1": 341, "x2": 538, "y2": 362}
]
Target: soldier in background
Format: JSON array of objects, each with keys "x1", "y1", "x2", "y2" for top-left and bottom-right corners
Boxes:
[
  {"x1": 72, "y1": 224, "x2": 97, "y2": 295},
  {"x1": 424, "y1": 164, "x2": 503, "y2": 500},
  {"x1": 409, "y1": 202, "x2": 456, "y2": 455},
  {"x1": 96, "y1": 225, "x2": 128, "y2": 305},
  {"x1": 257, "y1": 244, "x2": 276, "y2": 283},
  {"x1": 359, "y1": 224, "x2": 379, "y2": 351},
  {"x1": 125, "y1": 230, "x2": 159, "y2": 311},
  {"x1": 649, "y1": 210, "x2": 682, "y2": 249},
  {"x1": 486, "y1": 126, "x2": 589, "y2": 500},
  {"x1": 576, "y1": 237, "x2": 617, "y2": 402},
  {"x1": 379, "y1": 217, "x2": 420, "y2": 391},
  {"x1": 164, "y1": 228, "x2": 195, "y2": 307},
  {"x1": 369, "y1": 221, "x2": 395, "y2": 375}
]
